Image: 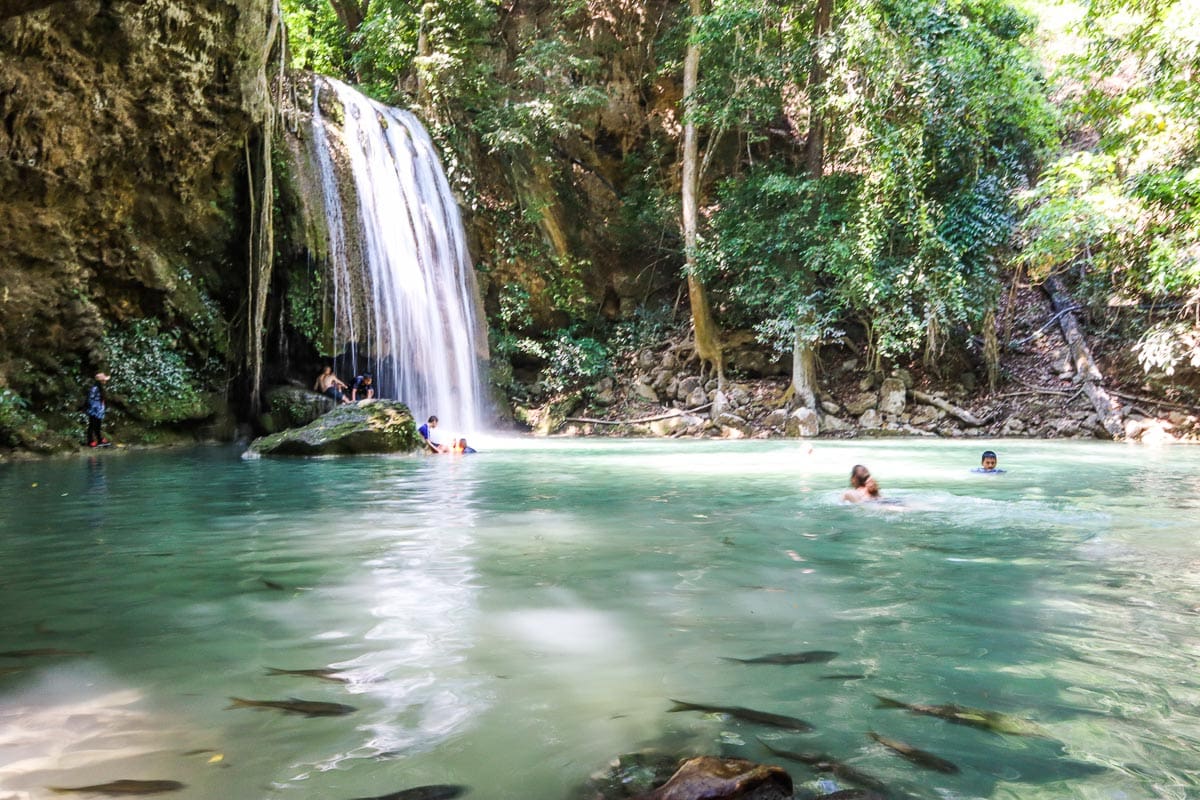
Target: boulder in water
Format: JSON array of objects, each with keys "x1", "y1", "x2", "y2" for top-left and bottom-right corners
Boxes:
[
  {"x1": 633, "y1": 756, "x2": 792, "y2": 800},
  {"x1": 246, "y1": 400, "x2": 424, "y2": 456}
]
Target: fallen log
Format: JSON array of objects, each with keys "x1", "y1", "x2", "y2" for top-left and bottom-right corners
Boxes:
[
  {"x1": 566, "y1": 403, "x2": 712, "y2": 426},
  {"x1": 1108, "y1": 388, "x2": 1197, "y2": 414},
  {"x1": 911, "y1": 390, "x2": 988, "y2": 426},
  {"x1": 1044, "y1": 276, "x2": 1125, "y2": 439}
]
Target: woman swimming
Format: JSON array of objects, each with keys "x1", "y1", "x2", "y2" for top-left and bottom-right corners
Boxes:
[{"x1": 843, "y1": 465, "x2": 877, "y2": 503}]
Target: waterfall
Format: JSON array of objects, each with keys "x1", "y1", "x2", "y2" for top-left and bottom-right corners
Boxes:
[{"x1": 311, "y1": 76, "x2": 486, "y2": 435}]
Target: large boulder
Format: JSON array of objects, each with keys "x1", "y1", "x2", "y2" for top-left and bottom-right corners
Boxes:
[
  {"x1": 246, "y1": 400, "x2": 424, "y2": 456},
  {"x1": 878, "y1": 377, "x2": 907, "y2": 415},
  {"x1": 785, "y1": 406, "x2": 820, "y2": 437},
  {"x1": 260, "y1": 384, "x2": 334, "y2": 432},
  {"x1": 844, "y1": 391, "x2": 878, "y2": 416}
]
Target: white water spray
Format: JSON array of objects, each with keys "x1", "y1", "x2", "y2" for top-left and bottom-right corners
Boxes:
[{"x1": 312, "y1": 77, "x2": 486, "y2": 435}]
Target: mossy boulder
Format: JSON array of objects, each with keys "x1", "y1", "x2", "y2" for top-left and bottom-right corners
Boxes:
[
  {"x1": 260, "y1": 384, "x2": 335, "y2": 432},
  {"x1": 247, "y1": 400, "x2": 424, "y2": 456}
]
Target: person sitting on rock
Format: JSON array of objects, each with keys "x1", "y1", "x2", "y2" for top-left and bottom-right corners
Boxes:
[
  {"x1": 314, "y1": 366, "x2": 350, "y2": 404},
  {"x1": 418, "y1": 415, "x2": 449, "y2": 453}
]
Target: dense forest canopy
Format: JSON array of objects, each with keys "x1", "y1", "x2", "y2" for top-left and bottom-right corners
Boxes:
[{"x1": 279, "y1": 0, "x2": 1199, "y2": 405}]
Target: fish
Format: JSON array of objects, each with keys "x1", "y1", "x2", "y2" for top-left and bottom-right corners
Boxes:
[
  {"x1": 819, "y1": 674, "x2": 866, "y2": 681},
  {"x1": 873, "y1": 695, "x2": 1048, "y2": 737},
  {"x1": 261, "y1": 578, "x2": 286, "y2": 590},
  {"x1": 867, "y1": 731, "x2": 959, "y2": 774},
  {"x1": 48, "y1": 779, "x2": 185, "y2": 795},
  {"x1": 0, "y1": 666, "x2": 26, "y2": 676},
  {"x1": 226, "y1": 696, "x2": 356, "y2": 717},
  {"x1": 265, "y1": 666, "x2": 349, "y2": 684},
  {"x1": 669, "y1": 700, "x2": 814, "y2": 731},
  {"x1": 757, "y1": 739, "x2": 889, "y2": 794},
  {"x1": 721, "y1": 650, "x2": 838, "y2": 665},
  {"x1": 348, "y1": 785, "x2": 468, "y2": 800},
  {"x1": 0, "y1": 648, "x2": 92, "y2": 658}
]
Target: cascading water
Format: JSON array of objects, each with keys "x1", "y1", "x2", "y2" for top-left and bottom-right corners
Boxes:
[{"x1": 312, "y1": 76, "x2": 487, "y2": 435}]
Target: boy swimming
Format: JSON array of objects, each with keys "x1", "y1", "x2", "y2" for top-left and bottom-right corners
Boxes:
[{"x1": 972, "y1": 450, "x2": 1005, "y2": 474}]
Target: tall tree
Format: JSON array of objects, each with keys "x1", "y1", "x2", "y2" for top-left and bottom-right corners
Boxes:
[
  {"x1": 328, "y1": 0, "x2": 369, "y2": 35},
  {"x1": 681, "y1": 0, "x2": 726, "y2": 387},
  {"x1": 788, "y1": 0, "x2": 833, "y2": 411}
]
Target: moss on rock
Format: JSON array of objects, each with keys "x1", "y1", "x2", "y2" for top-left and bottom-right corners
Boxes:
[{"x1": 247, "y1": 399, "x2": 424, "y2": 456}]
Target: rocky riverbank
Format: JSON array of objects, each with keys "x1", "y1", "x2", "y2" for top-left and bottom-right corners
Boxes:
[{"x1": 513, "y1": 284, "x2": 1200, "y2": 444}]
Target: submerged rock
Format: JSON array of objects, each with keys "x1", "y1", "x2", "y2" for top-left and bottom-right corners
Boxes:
[
  {"x1": 246, "y1": 400, "x2": 424, "y2": 456},
  {"x1": 633, "y1": 757, "x2": 792, "y2": 800}
]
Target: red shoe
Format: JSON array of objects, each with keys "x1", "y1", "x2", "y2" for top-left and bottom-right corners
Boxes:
[
  {"x1": 89, "y1": 441, "x2": 98, "y2": 447},
  {"x1": 99, "y1": 438, "x2": 110, "y2": 445}
]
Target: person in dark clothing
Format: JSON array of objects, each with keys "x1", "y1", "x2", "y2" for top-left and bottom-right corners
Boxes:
[
  {"x1": 350, "y1": 373, "x2": 375, "y2": 401},
  {"x1": 85, "y1": 372, "x2": 110, "y2": 447}
]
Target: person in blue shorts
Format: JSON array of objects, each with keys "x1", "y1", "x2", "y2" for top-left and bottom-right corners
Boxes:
[
  {"x1": 314, "y1": 366, "x2": 350, "y2": 404},
  {"x1": 972, "y1": 450, "x2": 1005, "y2": 474}
]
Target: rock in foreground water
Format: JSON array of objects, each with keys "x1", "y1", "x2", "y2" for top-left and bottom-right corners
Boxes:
[
  {"x1": 247, "y1": 400, "x2": 424, "y2": 456},
  {"x1": 633, "y1": 757, "x2": 793, "y2": 800}
]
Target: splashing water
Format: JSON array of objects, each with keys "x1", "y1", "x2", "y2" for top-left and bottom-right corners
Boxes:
[{"x1": 312, "y1": 77, "x2": 486, "y2": 434}]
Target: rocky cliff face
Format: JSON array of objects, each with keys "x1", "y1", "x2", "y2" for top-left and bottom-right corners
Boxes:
[{"x1": 0, "y1": 0, "x2": 276, "y2": 448}]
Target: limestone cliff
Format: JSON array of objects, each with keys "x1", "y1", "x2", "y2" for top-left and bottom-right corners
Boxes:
[{"x1": 0, "y1": 0, "x2": 277, "y2": 448}]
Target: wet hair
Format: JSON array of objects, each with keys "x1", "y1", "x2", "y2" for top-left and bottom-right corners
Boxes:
[
  {"x1": 864, "y1": 477, "x2": 880, "y2": 497},
  {"x1": 849, "y1": 464, "x2": 871, "y2": 488},
  {"x1": 981, "y1": 450, "x2": 997, "y2": 461},
  {"x1": 428, "y1": 415, "x2": 438, "y2": 423}
]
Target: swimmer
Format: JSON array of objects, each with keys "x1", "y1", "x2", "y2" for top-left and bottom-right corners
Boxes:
[
  {"x1": 843, "y1": 465, "x2": 877, "y2": 503},
  {"x1": 971, "y1": 450, "x2": 1006, "y2": 474}
]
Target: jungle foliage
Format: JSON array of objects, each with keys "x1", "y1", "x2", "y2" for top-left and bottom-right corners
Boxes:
[
  {"x1": 278, "y1": 0, "x2": 1200, "y2": 398},
  {"x1": 1015, "y1": 0, "x2": 1200, "y2": 388}
]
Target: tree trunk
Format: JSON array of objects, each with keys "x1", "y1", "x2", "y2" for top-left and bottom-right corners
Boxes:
[
  {"x1": 788, "y1": 0, "x2": 833, "y2": 409},
  {"x1": 791, "y1": 319, "x2": 818, "y2": 410},
  {"x1": 983, "y1": 307, "x2": 1000, "y2": 391},
  {"x1": 1044, "y1": 276, "x2": 1125, "y2": 439},
  {"x1": 912, "y1": 390, "x2": 987, "y2": 426},
  {"x1": 681, "y1": 0, "x2": 724, "y2": 385},
  {"x1": 804, "y1": 0, "x2": 833, "y2": 176},
  {"x1": 328, "y1": 0, "x2": 369, "y2": 34},
  {"x1": 328, "y1": 0, "x2": 370, "y2": 77}
]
